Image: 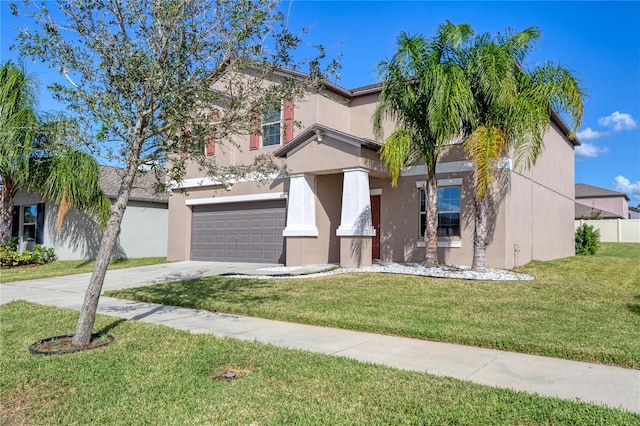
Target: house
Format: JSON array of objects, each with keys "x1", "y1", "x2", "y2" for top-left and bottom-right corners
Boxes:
[
  {"x1": 575, "y1": 183, "x2": 630, "y2": 219},
  {"x1": 167, "y1": 74, "x2": 579, "y2": 269},
  {"x1": 11, "y1": 166, "x2": 168, "y2": 260}
]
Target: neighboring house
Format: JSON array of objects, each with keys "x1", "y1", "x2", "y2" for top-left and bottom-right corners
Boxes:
[
  {"x1": 629, "y1": 206, "x2": 640, "y2": 219},
  {"x1": 168, "y1": 73, "x2": 579, "y2": 269},
  {"x1": 11, "y1": 166, "x2": 168, "y2": 260},
  {"x1": 575, "y1": 183, "x2": 629, "y2": 220}
]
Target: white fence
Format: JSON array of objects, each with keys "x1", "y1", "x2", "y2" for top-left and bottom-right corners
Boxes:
[{"x1": 575, "y1": 219, "x2": 640, "y2": 243}]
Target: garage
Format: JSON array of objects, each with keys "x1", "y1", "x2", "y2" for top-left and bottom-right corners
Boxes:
[{"x1": 190, "y1": 200, "x2": 286, "y2": 263}]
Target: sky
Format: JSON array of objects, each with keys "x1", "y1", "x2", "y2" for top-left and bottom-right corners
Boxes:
[{"x1": 2, "y1": 1, "x2": 639, "y2": 204}]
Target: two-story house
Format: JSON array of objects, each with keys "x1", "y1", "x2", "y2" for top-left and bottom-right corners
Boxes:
[{"x1": 167, "y1": 72, "x2": 579, "y2": 269}]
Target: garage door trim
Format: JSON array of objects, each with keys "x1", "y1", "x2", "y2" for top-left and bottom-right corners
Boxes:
[{"x1": 186, "y1": 192, "x2": 287, "y2": 206}]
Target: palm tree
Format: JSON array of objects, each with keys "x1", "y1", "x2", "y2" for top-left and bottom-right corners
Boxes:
[
  {"x1": 460, "y1": 28, "x2": 584, "y2": 271},
  {"x1": 0, "y1": 61, "x2": 109, "y2": 244},
  {"x1": 373, "y1": 22, "x2": 475, "y2": 267}
]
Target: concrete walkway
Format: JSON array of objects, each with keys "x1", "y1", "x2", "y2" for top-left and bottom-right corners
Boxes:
[{"x1": 1, "y1": 261, "x2": 638, "y2": 413}]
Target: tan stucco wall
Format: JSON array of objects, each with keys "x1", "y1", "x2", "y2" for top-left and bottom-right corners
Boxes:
[
  {"x1": 503, "y1": 123, "x2": 577, "y2": 267},
  {"x1": 576, "y1": 196, "x2": 629, "y2": 219},
  {"x1": 286, "y1": 174, "x2": 342, "y2": 265}
]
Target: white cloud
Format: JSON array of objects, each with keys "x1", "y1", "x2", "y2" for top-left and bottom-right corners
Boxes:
[
  {"x1": 576, "y1": 127, "x2": 606, "y2": 141},
  {"x1": 613, "y1": 176, "x2": 640, "y2": 202},
  {"x1": 575, "y1": 142, "x2": 608, "y2": 159},
  {"x1": 598, "y1": 111, "x2": 637, "y2": 131}
]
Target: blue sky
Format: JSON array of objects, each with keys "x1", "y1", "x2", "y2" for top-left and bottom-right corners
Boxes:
[{"x1": 2, "y1": 1, "x2": 639, "y2": 204}]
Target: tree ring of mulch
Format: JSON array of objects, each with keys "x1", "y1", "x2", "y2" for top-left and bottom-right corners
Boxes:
[{"x1": 29, "y1": 334, "x2": 114, "y2": 355}]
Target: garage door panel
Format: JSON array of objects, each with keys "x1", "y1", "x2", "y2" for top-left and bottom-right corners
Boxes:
[{"x1": 191, "y1": 200, "x2": 286, "y2": 263}]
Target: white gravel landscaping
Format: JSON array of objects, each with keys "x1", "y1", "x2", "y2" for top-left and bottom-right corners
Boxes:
[{"x1": 249, "y1": 263, "x2": 534, "y2": 281}]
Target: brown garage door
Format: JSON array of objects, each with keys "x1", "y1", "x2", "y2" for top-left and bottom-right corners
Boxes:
[{"x1": 191, "y1": 200, "x2": 286, "y2": 263}]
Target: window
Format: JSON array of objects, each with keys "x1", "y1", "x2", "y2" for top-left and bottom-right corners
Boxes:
[
  {"x1": 11, "y1": 204, "x2": 45, "y2": 248},
  {"x1": 22, "y1": 205, "x2": 37, "y2": 242},
  {"x1": 261, "y1": 106, "x2": 281, "y2": 147},
  {"x1": 420, "y1": 186, "x2": 461, "y2": 238}
]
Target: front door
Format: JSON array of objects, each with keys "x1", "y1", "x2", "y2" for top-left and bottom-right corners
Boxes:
[{"x1": 370, "y1": 195, "x2": 381, "y2": 260}]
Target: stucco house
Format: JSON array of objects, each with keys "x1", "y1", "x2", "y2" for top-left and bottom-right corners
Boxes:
[
  {"x1": 575, "y1": 183, "x2": 630, "y2": 220},
  {"x1": 11, "y1": 166, "x2": 168, "y2": 260},
  {"x1": 167, "y1": 74, "x2": 580, "y2": 269}
]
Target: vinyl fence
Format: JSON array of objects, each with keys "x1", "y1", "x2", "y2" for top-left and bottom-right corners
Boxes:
[{"x1": 575, "y1": 219, "x2": 640, "y2": 243}]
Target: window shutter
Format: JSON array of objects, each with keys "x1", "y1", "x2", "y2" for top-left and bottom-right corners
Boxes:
[
  {"x1": 249, "y1": 113, "x2": 260, "y2": 150},
  {"x1": 206, "y1": 113, "x2": 216, "y2": 156},
  {"x1": 180, "y1": 124, "x2": 191, "y2": 158},
  {"x1": 11, "y1": 206, "x2": 19, "y2": 238},
  {"x1": 206, "y1": 139, "x2": 216, "y2": 156},
  {"x1": 36, "y1": 203, "x2": 45, "y2": 244},
  {"x1": 283, "y1": 101, "x2": 294, "y2": 143}
]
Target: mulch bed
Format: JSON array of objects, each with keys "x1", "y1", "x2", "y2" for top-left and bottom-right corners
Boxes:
[{"x1": 29, "y1": 334, "x2": 114, "y2": 355}]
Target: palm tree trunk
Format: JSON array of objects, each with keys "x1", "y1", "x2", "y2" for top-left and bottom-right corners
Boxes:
[
  {"x1": 0, "y1": 179, "x2": 16, "y2": 244},
  {"x1": 72, "y1": 141, "x2": 142, "y2": 347},
  {"x1": 472, "y1": 196, "x2": 488, "y2": 272},
  {"x1": 424, "y1": 179, "x2": 439, "y2": 268}
]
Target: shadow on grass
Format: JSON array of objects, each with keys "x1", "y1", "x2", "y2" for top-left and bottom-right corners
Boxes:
[
  {"x1": 627, "y1": 295, "x2": 640, "y2": 316},
  {"x1": 109, "y1": 276, "x2": 283, "y2": 311},
  {"x1": 74, "y1": 260, "x2": 94, "y2": 269},
  {"x1": 95, "y1": 318, "x2": 126, "y2": 335}
]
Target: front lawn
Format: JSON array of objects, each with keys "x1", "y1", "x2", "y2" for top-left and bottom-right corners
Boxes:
[
  {"x1": 0, "y1": 257, "x2": 167, "y2": 283},
  {"x1": 1, "y1": 302, "x2": 637, "y2": 425},
  {"x1": 106, "y1": 251, "x2": 640, "y2": 368}
]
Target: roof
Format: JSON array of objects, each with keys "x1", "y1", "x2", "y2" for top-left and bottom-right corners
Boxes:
[
  {"x1": 575, "y1": 202, "x2": 622, "y2": 220},
  {"x1": 279, "y1": 69, "x2": 581, "y2": 147},
  {"x1": 273, "y1": 123, "x2": 383, "y2": 158},
  {"x1": 99, "y1": 166, "x2": 168, "y2": 204},
  {"x1": 575, "y1": 183, "x2": 630, "y2": 201}
]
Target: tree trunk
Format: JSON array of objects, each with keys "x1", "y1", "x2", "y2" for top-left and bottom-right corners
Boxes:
[
  {"x1": 0, "y1": 179, "x2": 17, "y2": 244},
  {"x1": 423, "y1": 179, "x2": 439, "y2": 268},
  {"x1": 472, "y1": 195, "x2": 488, "y2": 272},
  {"x1": 72, "y1": 143, "x2": 142, "y2": 347}
]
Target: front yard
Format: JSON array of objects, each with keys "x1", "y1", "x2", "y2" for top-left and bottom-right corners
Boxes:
[
  {"x1": 1, "y1": 301, "x2": 637, "y2": 425},
  {"x1": 106, "y1": 244, "x2": 640, "y2": 368},
  {"x1": 0, "y1": 257, "x2": 167, "y2": 283}
]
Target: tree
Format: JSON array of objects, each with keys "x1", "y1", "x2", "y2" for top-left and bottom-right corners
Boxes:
[
  {"x1": 460, "y1": 27, "x2": 584, "y2": 271},
  {"x1": 11, "y1": 0, "x2": 333, "y2": 347},
  {"x1": 0, "y1": 61, "x2": 108, "y2": 244},
  {"x1": 373, "y1": 22, "x2": 474, "y2": 267}
]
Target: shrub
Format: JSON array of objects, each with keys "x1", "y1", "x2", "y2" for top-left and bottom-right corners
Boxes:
[
  {"x1": 0, "y1": 243, "x2": 57, "y2": 267},
  {"x1": 31, "y1": 245, "x2": 57, "y2": 264},
  {"x1": 575, "y1": 223, "x2": 600, "y2": 255},
  {"x1": 0, "y1": 244, "x2": 33, "y2": 267}
]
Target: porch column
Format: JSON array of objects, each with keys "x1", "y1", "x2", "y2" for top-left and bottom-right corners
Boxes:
[
  {"x1": 283, "y1": 174, "x2": 318, "y2": 266},
  {"x1": 336, "y1": 167, "x2": 374, "y2": 268}
]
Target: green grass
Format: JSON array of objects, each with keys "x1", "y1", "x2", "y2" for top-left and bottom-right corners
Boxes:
[
  {"x1": 107, "y1": 250, "x2": 640, "y2": 369},
  {"x1": 0, "y1": 257, "x2": 167, "y2": 283},
  {"x1": 595, "y1": 242, "x2": 640, "y2": 259},
  {"x1": 1, "y1": 302, "x2": 637, "y2": 425}
]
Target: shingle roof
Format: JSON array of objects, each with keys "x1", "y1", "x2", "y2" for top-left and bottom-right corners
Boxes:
[
  {"x1": 575, "y1": 202, "x2": 622, "y2": 219},
  {"x1": 575, "y1": 183, "x2": 630, "y2": 200},
  {"x1": 99, "y1": 166, "x2": 168, "y2": 204}
]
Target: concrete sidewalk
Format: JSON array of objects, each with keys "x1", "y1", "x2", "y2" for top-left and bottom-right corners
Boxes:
[{"x1": 1, "y1": 261, "x2": 638, "y2": 414}]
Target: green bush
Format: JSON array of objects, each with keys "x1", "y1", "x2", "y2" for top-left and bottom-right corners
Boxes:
[
  {"x1": 0, "y1": 243, "x2": 57, "y2": 267},
  {"x1": 575, "y1": 223, "x2": 600, "y2": 255},
  {"x1": 30, "y1": 245, "x2": 57, "y2": 264}
]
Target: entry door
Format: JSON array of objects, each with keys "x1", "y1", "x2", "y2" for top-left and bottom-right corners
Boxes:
[{"x1": 370, "y1": 195, "x2": 381, "y2": 259}]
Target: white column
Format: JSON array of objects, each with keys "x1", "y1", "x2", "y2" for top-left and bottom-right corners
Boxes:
[
  {"x1": 283, "y1": 174, "x2": 318, "y2": 237},
  {"x1": 336, "y1": 167, "x2": 375, "y2": 236}
]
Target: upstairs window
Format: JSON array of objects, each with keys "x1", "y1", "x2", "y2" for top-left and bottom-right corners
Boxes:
[{"x1": 261, "y1": 107, "x2": 282, "y2": 147}]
